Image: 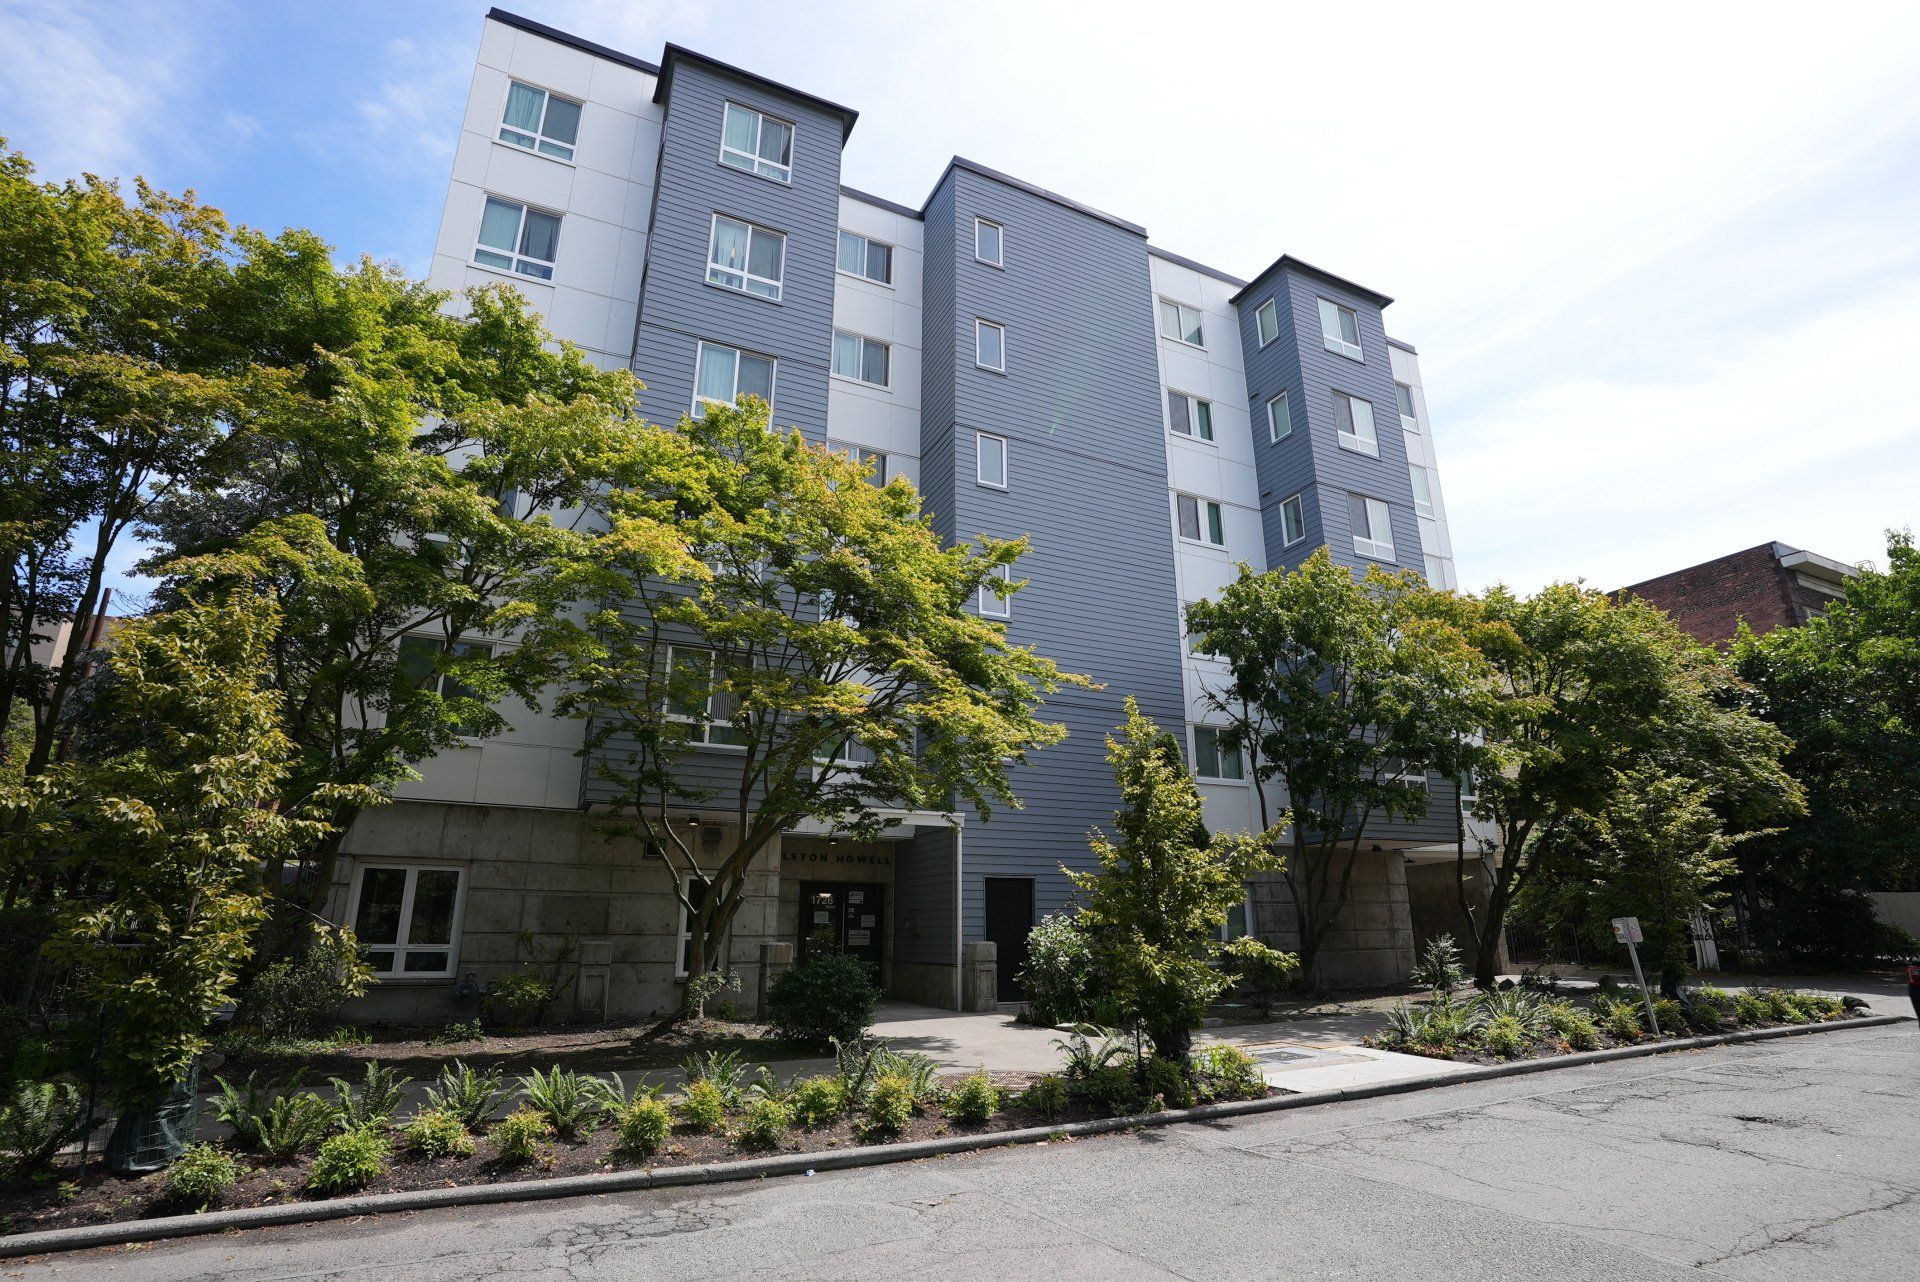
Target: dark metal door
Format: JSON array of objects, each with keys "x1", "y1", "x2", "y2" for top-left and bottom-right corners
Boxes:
[
  {"x1": 798, "y1": 883, "x2": 886, "y2": 974},
  {"x1": 982, "y1": 877, "x2": 1034, "y2": 1002}
]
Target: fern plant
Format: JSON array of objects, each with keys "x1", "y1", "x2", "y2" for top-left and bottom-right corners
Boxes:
[
  {"x1": 424, "y1": 1061, "x2": 506, "y2": 1131},
  {"x1": 1471, "y1": 988, "x2": 1549, "y2": 1034},
  {"x1": 518, "y1": 1066, "x2": 597, "y2": 1138},
  {"x1": 1051, "y1": 1028, "x2": 1132, "y2": 1080},
  {"x1": 210, "y1": 1071, "x2": 295, "y2": 1150},
  {"x1": 257, "y1": 1092, "x2": 339, "y2": 1159},
  {"x1": 830, "y1": 1036, "x2": 885, "y2": 1106},
  {"x1": 582, "y1": 1073, "x2": 659, "y2": 1115},
  {"x1": 329, "y1": 1061, "x2": 411, "y2": 1130},
  {"x1": 678, "y1": 1049, "x2": 760, "y2": 1107},
  {"x1": 0, "y1": 1080, "x2": 87, "y2": 1185}
]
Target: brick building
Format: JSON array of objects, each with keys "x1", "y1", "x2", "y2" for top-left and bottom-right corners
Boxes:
[{"x1": 1618, "y1": 541, "x2": 1856, "y2": 647}]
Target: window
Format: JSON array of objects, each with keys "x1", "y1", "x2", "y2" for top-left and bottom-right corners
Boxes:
[
  {"x1": 1390, "y1": 765, "x2": 1429, "y2": 792},
  {"x1": 1396, "y1": 382, "x2": 1419, "y2": 433},
  {"x1": 1318, "y1": 298, "x2": 1363, "y2": 360},
  {"x1": 974, "y1": 217, "x2": 1003, "y2": 266},
  {"x1": 1333, "y1": 391, "x2": 1378, "y2": 457},
  {"x1": 1266, "y1": 392, "x2": 1292, "y2": 443},
  {"x1": 707, "y1": 214, "x2": 785, "y2": 300},
  {"x1": 1348, "y1": 494, "x2": 1394, "y2": 562},
  {"x1": 1192, "y1": 725, "x2": 1245, "y2": 781},
  {"x1": 499, "y1": 80, "x2": 582, "y2": 161},
  {"x1": 474, "y1": 197, "x2": 560, "y2": 280},
  {"x1": 662, "y1": 645, "x2": 744, "y2": 746},
  {"x1": 1280, "y1": 493, "x2": 1306, "y2": 546},
  {"x1": 1221, "y1": 887, "x2": 1254, "y2": 941},
  {"x1": 1459, "y1": 764, "x2": 1480, "y2": 803},
  {"x1": 675, "y1": 874, "x2": 719, "y2": 977},
  {"x1": 976, "y1": 432, "x2": 1009, "y2": 488},
  {"x1": 832, "y1": 330, "x2": 891, "y2": 387},
  {"x1": 976, "y1": 319, "x2": 1005, "y2": 370},
  {"x1": 1185, "y1": 606, "x2": 1215, "y2": 658},
  {"x1": 1425, "y1": 554, "x2": 1455, "y2": 590},
  {"x1": 1158, "y1": 298, "x2": 1204, "y2": 347},
  {"x1": 396, "y1": 636, "x2": 493, "y2": 735},
  {"x1": 1167, "y1": 390, "x2": 1214, "y2": 442},
  {"x1": 350, "y1": 865, "x2": 464, "y2": 979},
  {"x1": 1176, "y1": 494, "x2": 1225, "y2": 547},
  {"x1": 692, "y1": 341, "x2": 776, "y2": 417},
  {"x1": 978, "y1": 563, "x2": 1011, "y2": 619},
  {"x1": 837, "y1": 230, "x2": 893, "y2": 284},
  {"x1": 1409, "y1": 464, "x2": 1435, "y2": 517},
  {"x1": 1255, "y1": 298, "x2": 1279, "y2": 347},
  {"x1": 719, "y1": 101, "x2": 793, "y2": 182}
]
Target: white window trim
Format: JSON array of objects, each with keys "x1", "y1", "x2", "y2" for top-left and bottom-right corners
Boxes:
[
  {"x1": 718, "y1": 101, "x2": 794, "y2": 184},
  {"x1": 831, "y1": 329, "x2": 892, "y2": 389},
  {"x1": 1175, "y1": 493, "x2": 1226, "y2": 548},
  {"x1": 690, "y1": 340, "x2": 777, "y2": 419},
  {"x1": 1157, "y1": 298, "x2": 1205, "y2": 349},
  {"x1": 1335, "y1": 391, "x2": 1380, "y2": 459},
  {"x1": 1167, "y1": 390, "x2": 1215, "y2": 444},
  {"x1": 1396, "y1": 383, "x2": 1421, "y2": 434},
  {"x1": 975, "y1": 319, "x2": 1006, "y2": 371},
  {"x1": 674, "y1": 872, "x2": 728, "y2": 978},
  {"x1": 1190, "y1": 725, "x2": 1248, "y2": 784},
  {"x1": 472, "y1": 195, "x2": 560, "y2": 281},
  {"x1": 1318, "y1": 297, "x2": 1364, "y2": 362},
  {"x1": 976, "y1": 431, "x2": 1009, "y2": 489},
  {"x1": 1351, "y1": 496, "x2": 1395, "y2": 563},
  {"x1": 1266, "y1": 392, "x2": 1292, "y2": 444},
  {"x1": 836, "y1": 229, "x2": 893, "y2": 287},
  {"x1": 1280, "y1": 493, "x2": 1307, "y2": 547},
  {"x1": 978, "y1": 563, "x2": 1012, "y2": 619},
  {"x1": 661, "y1": 644, "x2": 745, "y2": 750},
  {"x1": 1389, "y1": 766, "x2": 1430, "y2": 792},
  {"x1": 1255, "y1": 298, "x2": 1279, "y2": 348},
  {"x1": 345, "y1": 863, "x2": 468, "y2": 982},
  {"x1": 974, "y1": 217, "x2": 1004, "y2": 267},
  {"x1": 496, "y1": 79, "x2": 581, "y2": 165},
  {"x1": 1410, "y1": 464, "x2": 1435, "y2": 518},
  {"x1": 706, "y1": 213, "x2": 786, "y2": 302}
]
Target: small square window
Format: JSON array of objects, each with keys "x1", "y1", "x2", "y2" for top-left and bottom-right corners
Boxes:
[
  {"x1": 1167, "y1": 390, "x2": 1214, "y2": 443},
  {"x1": 1157, "y1": 298, "x2": 1205, "y2": 347},
  {"x1": 1266, "y1": 392, "x2": 1291, "y2": 444},
  {"x1": 1192, "y1": 726, "x2": 1245, "y2": 781},
  {"x1": 837, "y1": 230, "x2": 893, "y2": 285},
  {"x1": 978, "y1": 563, "x2": 1012, "y2": 618},
  {"x1": 474, "y1": 196, "x2": 560, "y2": 280},
  {"x1": 692, "y1": 341, "x2": 776, "y2": 418},
  {"x1": 976, "y1": 432, "x2": 1008, "y2": 488},
  {"x1": 1281, "y1": 493, "x2": 1306, "y2": 546},
  {"x1": 1333, "y1": 391, "x2": 1378, "y2": 457},
  {"x1": 1255, "y1": 298, "x2": 1279, "y2": 347},
  {"x1": 1318, "y1": 298, "x2": 1363, "y2": 360},
  {"x1": 708, "y1": 214, "x2": 786, "y2": 301},
  {"x1": 499, "y1": 81, "x2": 582, "y2": 161},
  {"x1": 1348, "y1": 494, "x2": 1395, "y2": 562},
  {"x1": 719, "y1": 101, "x2": 794, "y2": 182},
  {"x1": 974, "y1": 218, "x2": 1003, "y2": 266},
  {"x1": 832, "y1": 330, "x2": 890, "y2": 388},
  {"x1": 1176, "y1": 494, "x2": 1225, "y2": 547},
  {"x1": 976, "y1": 319, "x2": 1005, "y2": 371}
]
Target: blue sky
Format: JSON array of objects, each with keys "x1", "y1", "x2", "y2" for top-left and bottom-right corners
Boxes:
[{"x1": 5, "y1": 0, "x2": 1918, "y2": 600}]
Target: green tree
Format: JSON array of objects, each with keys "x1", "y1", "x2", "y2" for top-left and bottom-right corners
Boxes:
[
  {"x1": 553, "y1": 399, "x2": 1090, "y2": 1010},
  {"x1": 1184, "y1": 550, "x2": 1492, "y2": 985},
  {"x1": 1731, "y1": 530, "x2": 1920, "y2": 963},
  {"x1": 1459, "y1": 584, "x2": 1799, "y2": 988},
  {"x1": 1068, "y1": 700, "x2": 1282, "y2": 1064}
]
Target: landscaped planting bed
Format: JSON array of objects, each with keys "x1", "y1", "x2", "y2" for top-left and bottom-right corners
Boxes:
[
  {"x1": 1366, "y1": 984, "x2": 1866, "y2": 1064},
  {"x1": 0, "y1": 1034, "x2": 1273, "y2": 1236}
]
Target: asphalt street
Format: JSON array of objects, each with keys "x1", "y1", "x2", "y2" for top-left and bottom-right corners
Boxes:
[{"x1": 16, "y1": 1021, "x2": 1918, "y2": 1281}]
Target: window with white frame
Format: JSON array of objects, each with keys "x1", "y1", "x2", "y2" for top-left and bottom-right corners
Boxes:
[
  {"x1": 1425, "y1": 553, "x2": 1455, "y2": 590},
  {"x1": 350, "y1": 864, "x2": 464, "y2": 978},
  {"x1": 1396, "y1": 382, "x2": 1419, "y2": 432},
  {"x1": 1281, "y1": 493, "x2": 1306, "y2": 546},
  {"x1": 719, "y1": 101, "x2": 794, "y2": 182},
  {"x1": 978, "y1": 563, "x2": 1012, "y2": 618},
  {"x1": 976, "y1": 431, "x2": 1008, "y2": 488},
  {"x1": 1176, "y1": 493, "x2": 1225, "y2": 547},
  {"x1": 662, "y1": 645, "x2": 744, "y2": 746},
  {"x1": 1333, "y1": 391, "x2": 1378, "y2": 457},
  {"x1": 1167, "y1": 390, "x2": 1214, "y2": 442},
  {"x1": 832, "y1": 330, "x2": 890, "y2": 387},
  {"x1": 1348, "y1": 494, "x2": 1395, "y2": 562},
  {"x1": 676, "y1": 874, "x2": 720, "y2": 977},
  {"x1": 1255, "y1": 298, "x2": 1280, "y2": 347},
  {"x1": 1318, "y1": 298, "x2": 1363, "y2": 360},
  {"x1": 837, "y1": 230, "x2": 892, "y2": 284},
  {"x1": 499, "y1": 80, "x2": 582, "y2": 161},
  {"x1": 1158, "y1": 298, "x2": 1205, "y2": 347},
  {"x1": 1409, "y1": 464, "x2": 1435, "y2": 517},
  {"x1": 1266, "y1": 391, "x2": 1292, "y2": 443},
  {"x1": 974, "y1": 217, "x2": 1003, "y2": 266},
  {"x1": 692, "y1": 341, "x2": 775, "y2": 417},
  {"x1": 1192, "y1": 725, "x2": 1245, "y2": 781},
  {"x1": 1389, "y1": 765, "x2": 1429, "y2": 792},
  {"x1": 396, "y1": 635, "x2": 493, "y2": 735},
  {"x1": 474, "y1": 196, "x2": 560, "y2": 279},
  {"x1": 707, "y1": 214, "x2": 785, "y2": 300},
  {"x1": 1220, "y1": 886, "x2": 1254, "y2": 941},
  {"x1": 975, "y1": 319, "x2": 1005, "y2": 370}
]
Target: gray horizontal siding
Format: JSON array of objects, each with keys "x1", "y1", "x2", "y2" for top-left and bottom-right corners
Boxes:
[{"x1": 894, "y1": 827, "x2": 959, "y2": 965}]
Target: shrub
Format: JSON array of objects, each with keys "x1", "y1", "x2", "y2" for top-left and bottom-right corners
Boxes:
[
  {"x1": 831, "y1": 1036, "x2": 885, "y2": 1107},
  {"x1": 1793, "y1": 992, "x2": 1844, "y2": 1021},
  {"x1": 308, "y1": 1127, "x2": 387, "y2": 1194},
  {"x1": 1481, "y1": 1014, "x2": 1528, "y2": 1059},
  {"x1": 734, "y1": 1098, "x2": 791, "y2": 1152},
  {"x1": 616, "y1": 1097, "x2": 673, "y2": 1156},
  {"x1": 944, "y1": 1071, "x2": 999, "y2": 1125},
  {"x1": 1411, "y1": 934, "x2": 1470, "y2": 999},
  {"x1": 210, "y1": 1071, "x2": 280, "y2": 1150},
  {"x1": 1141, "y1": 1057, "x2": 1193, "y2": 1110},
  {"x1": 240, "y1": 929, "x2": 372, "y2": 1040},
  {"x1": 490, "y1": 1108, "x2": 551, "y2": 1165},
  {"x1": 684, "y1": 969, "x2": 743, "y2": 1020},
  {"x1": 484, "y1": 972, "x2": 555, "y2": 1026},
  {"x1": 790, "y1": 1075, "x2": 845, "y2": 1127},
  {"x1": 329, "y1": 1061, "x2": 411, "y2": 1130},
  {"x1": 865, "y1": 1072, "x2": 914, "y2": 1136},
  {"x1": 1076, "y1": 1064, "x2": 1145, "y2": 1116},
  {"x1": 163, "y1": 1143, "x2": 239, "y2": 1210},
  {"x1": 765, "y1": 953, "x2": 879, "y2": 1048},
  {"x1": 1021, "y1": 1074, "x2": 1070, "y2": 1118},
  {"x1": 1594, "y1": 997, "x2": 1644, "y2": 1042},
  {"x1": 1545, "y1": 1001, "x2": 1599, "y2": 1051},
  {"x1": 676, "y1": 1080, "x2": 727, "y2": 1133},
  {"x1": 257, "y1": 1092, "x2": 339, "y2": 1159},
  {"x1": 1193, "y1": 1046, "x2": 1265, "y2": 1102},
  {"x1": 428, "y1": 1020, "x2": 483, "y2": 1047},
  {"x1": 1733, "y1": 989, "x2": 1770, "y2": 1025},
  {"x1": 582, "y1": 1073, "x2": 657, "y2": 1116},
  {"x1": 403, "y1": 1109, "x2": 474, "y2": 1160},
  {"x1": 1650, "y1": 997, "x2": 1685, "y2": 1036},
  {"x1": 1685, "y1": 987, "x2": 1730, "y2": 1032},
  {"x1": 872, "y1": 1047, "x2": 942, "y2": 1105},
  {"x1": 1471, "y1": 988, "x2": 1550, "y2": 1035},
  {"x1": 1218, "y1": 936, "x2": 1299, "y2": 1019},
  {"x1": 1762, "y1": 988, "x2": 1808, "y2": 1025},
  {"x1": 1052, "y1": 1027, "x2": 1132, "y2": 1080},
  {"x1": 1019, "y1": 913, "x2": 1099, "y2": 1026},
  {"x1": 519, "y1": 1066, "x2": 597, "y2": 1139},
  {"x1": 0, "y1": 1080, "x2": 86, "y2": 1187},
  {"x1": 424, "y1": 1061, "x2": 506, "y2": 1131},
  {"x1": 679, "y1": 1049, "x2": 758, "y2": 1107}
]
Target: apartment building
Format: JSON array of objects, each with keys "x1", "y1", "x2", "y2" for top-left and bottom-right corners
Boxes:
[{"x1": 323, "y1": 7, "x2": 1470, "y2": 1020}]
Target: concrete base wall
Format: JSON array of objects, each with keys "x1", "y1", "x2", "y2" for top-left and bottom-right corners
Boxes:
[
  {"x1": 890, "y1": 961, "x2": 958, "y2": 1009},
  {"x1": 1248, "y1": 850, "x2": 1417, "y2": 989}
]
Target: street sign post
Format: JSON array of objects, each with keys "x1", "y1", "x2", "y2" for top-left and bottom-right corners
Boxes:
[{"x1": 1612, "y1": 916, "x2": 1660, "y2": 1035}]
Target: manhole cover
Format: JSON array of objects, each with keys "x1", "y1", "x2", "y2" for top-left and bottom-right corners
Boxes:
[{"x1": 1250, "y1": 1047, "x2": 1317, "y2": 1065}]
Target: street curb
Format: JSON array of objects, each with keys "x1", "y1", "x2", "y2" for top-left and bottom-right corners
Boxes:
[{"x1": 2, "y1": 1012, "x2": 1905, "y2": 1259}]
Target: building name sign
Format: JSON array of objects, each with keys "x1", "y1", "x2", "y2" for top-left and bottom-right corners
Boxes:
[{"x1": 783, "y1": 849, "x2": 893, "y2": 868}]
